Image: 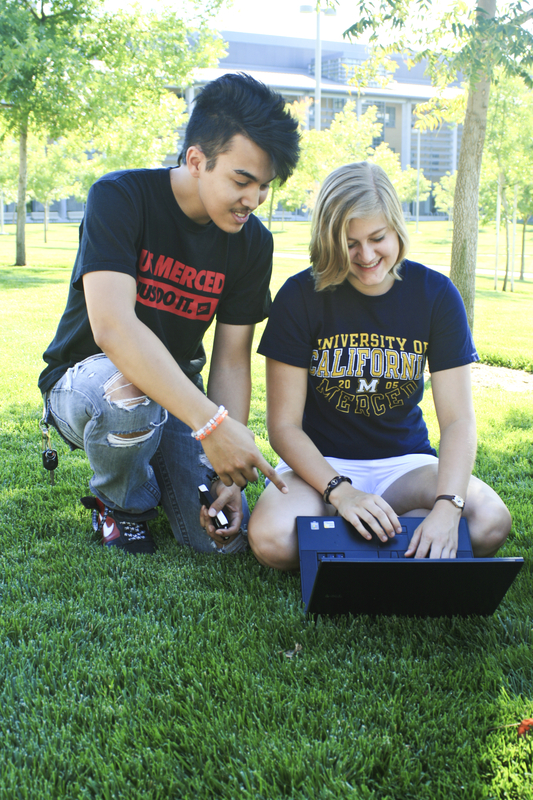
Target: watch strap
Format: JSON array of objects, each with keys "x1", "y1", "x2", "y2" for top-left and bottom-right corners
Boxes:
[{"x1": 435, "y1": 494, "x2": 465, "y2": 509}]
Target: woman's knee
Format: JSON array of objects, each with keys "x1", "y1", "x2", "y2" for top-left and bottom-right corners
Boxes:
[
  {"x1": 248, "y1": 473, "x2": 327, "y2": 571},
  {"x1": 468, "y1": 492, "x2": 512, "y2": 556},
  {"x1": 248, "y1": 504, "x2": 299, "y2": 571}
]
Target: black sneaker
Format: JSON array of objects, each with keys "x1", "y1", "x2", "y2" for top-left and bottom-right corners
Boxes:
[{"x1": 81, "y1": 496, "x2": 156, "y2": 555}]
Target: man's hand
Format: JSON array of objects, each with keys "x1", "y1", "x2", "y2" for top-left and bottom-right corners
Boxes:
[
  {"x1": 200, "y1": 415, "x2": 288, "y2": 493},
  {"x1": 199, "y1": 481, "x2": 243, "y2": 547},
  {"x1": 405, "y1": 506, "x2": 460, "y2": 558},
  {"x1": 327, "y1": 481, "x2": 402, "y2": 541},
  {"x1": 204, "y1": 322, "x2": 288, "y2": 495}
]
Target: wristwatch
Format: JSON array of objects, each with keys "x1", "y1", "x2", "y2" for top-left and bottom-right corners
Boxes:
[{"x1": 435, "y1": 494, "x2": 465, "y2": 510}]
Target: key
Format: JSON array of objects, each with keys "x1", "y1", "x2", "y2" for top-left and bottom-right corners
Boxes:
[{"x1": 42, "y1": 449, "x2": 58, "y2": 485}]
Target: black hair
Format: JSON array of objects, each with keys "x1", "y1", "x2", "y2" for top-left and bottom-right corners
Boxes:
[{"x1": 178, "y1": 72, "x2": 300, "y2": 185}]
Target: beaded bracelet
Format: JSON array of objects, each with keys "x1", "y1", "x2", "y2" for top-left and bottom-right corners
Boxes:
[
  {"x1": 191, "y1": 405, "x2": 228, "y2": 441},
  {"x1": 323, "y1": 475, "x2": 352, "y2": 504}
]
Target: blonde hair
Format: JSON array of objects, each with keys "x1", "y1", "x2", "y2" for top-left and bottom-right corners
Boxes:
[{"x1": 310, "y1": 162, "x2": 409, "y2": 291}]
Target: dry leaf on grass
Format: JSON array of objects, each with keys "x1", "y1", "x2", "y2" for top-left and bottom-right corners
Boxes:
[
  {"x1": 517, "y1": 719, "x2": 533, "y2": 737},
  {"x1": 490, "y1": 718, "x2": 533, "y2": 737},
  {"x1": 278, "y1": 643, "x2": 302, "y2": 659}
]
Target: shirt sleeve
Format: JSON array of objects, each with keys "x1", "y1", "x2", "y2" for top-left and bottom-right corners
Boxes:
[
  {"x1": 427, "y1": 279, "x2": 479, "y2": 373},
  {"x1": 257, "y1": 272, "x2": 316, "y2": 367},
  {"x1": 72, "y1": 177, "x2": 141, "y2": 290},
  {"x1": 215, "y1": 219, "x2": 274, "y2": 326}
]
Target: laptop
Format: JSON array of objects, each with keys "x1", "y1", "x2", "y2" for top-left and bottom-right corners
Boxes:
[{"x1": 297, "y1": 516, "x2": 523, "y2": 617}]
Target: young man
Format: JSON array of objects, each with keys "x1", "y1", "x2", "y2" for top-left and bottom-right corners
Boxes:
[{"x1": 38, "y1": 73, "x2": 300, "y2": 556}]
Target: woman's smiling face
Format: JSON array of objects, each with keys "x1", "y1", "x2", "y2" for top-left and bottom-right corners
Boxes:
[{"x1": 346, "y1": 214, "x2": 400, "y2": 296}]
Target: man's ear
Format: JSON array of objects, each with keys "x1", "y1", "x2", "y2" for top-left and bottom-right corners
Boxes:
[{"x1": 186, "y1": 145, "x2": 205, "y2": 179}]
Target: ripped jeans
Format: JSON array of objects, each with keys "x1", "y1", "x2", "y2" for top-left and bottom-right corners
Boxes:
[{"x1": 43, "y1": 353, "x2": 248, "y2": 553}]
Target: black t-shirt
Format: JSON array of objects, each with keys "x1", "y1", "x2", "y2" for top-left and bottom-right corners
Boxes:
[
  {"x1": 39, "y1": 168, "x2": 273, "y2": 393},
  {"x1": 258, "y1": 263, "x2": 478, "y2": 460}
]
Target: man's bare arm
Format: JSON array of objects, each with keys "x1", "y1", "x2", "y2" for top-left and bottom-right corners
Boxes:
[
  {"x1": 207, "y1": 321, "x2": 255, "y2": 424},
  {"x1": 83, "y1": 271, "x2": 287, "y2": 491}
]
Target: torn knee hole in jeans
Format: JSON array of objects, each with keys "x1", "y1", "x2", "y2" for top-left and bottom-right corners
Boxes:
[{"x1": 107, "y1": 429, "x2": 155, "y2": 447}]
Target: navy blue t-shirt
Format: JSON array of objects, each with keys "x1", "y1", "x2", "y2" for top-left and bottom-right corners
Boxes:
[
  {"x1": 258, "y1": 262, "x2": 478, "y2": 460},
  {"x1": 39, "y1": 168, "x2": 273, "y2": 393}
]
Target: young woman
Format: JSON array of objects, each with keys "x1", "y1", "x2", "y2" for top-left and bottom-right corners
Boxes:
[{"x1": 248, "y1": 162, "x2": 511, "y2": 571}]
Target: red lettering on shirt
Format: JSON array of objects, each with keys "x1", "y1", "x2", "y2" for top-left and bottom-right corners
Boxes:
[
  {"x1": 169, "y1": 260, "x2": 184, "y2": 282},
  {"x1": 212, "y1": 273, "x2": 225, "y2": 293},
  {"x1": 194, "y1": 270, "x2": 207, "y2": 290},
  {"x1": 136, "y1": 276, "x2": 219, "y2": 321},
  {"x1": 154, "y1": 255, "x2": 174, "y2": 278},
  {"x1": 180, "y1": 266, "x2": 196, "y2": 288},
  {"x1": 139, "y1": 252, "x2": 226, "y2": 295},
  {"x1": 138, "y1": 250, "x2": 154, "y2": 273},
  {"x1": 136, "y1": 252, "x2": 226, "y2": 315}
]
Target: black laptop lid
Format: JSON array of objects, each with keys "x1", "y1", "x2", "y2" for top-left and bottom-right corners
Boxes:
[{"x1": 297, "y1": 516, "x2": 523, "y2": 617}]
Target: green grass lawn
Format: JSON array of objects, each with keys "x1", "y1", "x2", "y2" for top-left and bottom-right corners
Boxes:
[{"x1": 1, "y1": 225, "x2": 533, "y2": 798}]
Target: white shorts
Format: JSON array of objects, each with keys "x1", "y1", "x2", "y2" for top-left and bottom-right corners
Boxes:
[{"x1": 275, "y1": 453, "x2": 438, "y2": 497}]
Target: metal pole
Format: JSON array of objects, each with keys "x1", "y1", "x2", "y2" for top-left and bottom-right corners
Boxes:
[{"x1": 315, "y1": 7, "x2": 321, "y2": 132}]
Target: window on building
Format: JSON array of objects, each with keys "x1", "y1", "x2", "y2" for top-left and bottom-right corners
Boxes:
[
  {"x1": 312, "y1": 57, "x2": 392, "y2": 87},
  {"x1": 385, "y1": 106, "x2": 396, "y2": 128},
  {"x1": 309, "y1": 97, "x2": 346, "y2": 129}
]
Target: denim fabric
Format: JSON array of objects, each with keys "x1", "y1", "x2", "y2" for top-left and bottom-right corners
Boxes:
[{"x1": 44, "y1": 354, "x2": 249, "y2": 554}]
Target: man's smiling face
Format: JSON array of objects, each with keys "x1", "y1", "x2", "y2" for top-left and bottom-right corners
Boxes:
[{"x1": 190, "y1": 134, "x2": 276, "y2": 232}]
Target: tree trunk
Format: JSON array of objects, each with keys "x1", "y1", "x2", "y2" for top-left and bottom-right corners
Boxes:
[
  {"x1": 16, "y1": 122, "x2": 28, "y2": 266},
  {"x1": 449, "y1": 0, "x2": 496, "y2": 332},
  {"x1": 44, "y1": 202, "x2": 48, "y2": 243},
  {"x1": 501, "y1": 181, "x2": 510, "y2": 292},
  {"x1": 520, "y1": 216, "x2": 527, "y2": 280},
  {"x1": 510, "y1": 184, "x2": 517, "y2": 292},
  {"x1": 268, "y1": 186, "x2": 276, "y2": 231},
  {"x1": 494, "y1": 176, "x2": 501, "y2": 289}
]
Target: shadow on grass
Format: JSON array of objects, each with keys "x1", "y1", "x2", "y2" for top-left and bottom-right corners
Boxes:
[
  {"x1": 0, "y1": 267, "x2": 71, "y2": 290},
  {"x1": 476, "y1": 281, "x2": 533, "y2": 301},
  {"x1": 427, "y1": 238, "x2": 452, "y2": 246}
]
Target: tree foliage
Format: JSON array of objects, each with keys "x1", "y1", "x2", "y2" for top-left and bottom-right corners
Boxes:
[
  {"x1": 344, "y1": 0, "x2": 533, "y2": 331},
  {"x1": 433, "y1": 171, "x2": 457, "y2": 220},
  {"x1": 0, "y1": 0, "x2": 225, "y2": 264},
  {"x1": 67, "y1": 93, "x2": 187, "y2": 203},
  {"x1": 275, "y1": 101, "x2": 430, "y2": 221},
  {"x1": 479, "y1": 71, "x2": 533, "y2": 287},
  {"x1": 0, "y1": 131, "x2": 18, "y2": 206},
  {"x1": 370, "y1": 142, "x2": 430, "y2": 205},
  {"x1": 26, "y1": 134, "x2": 77, "y2": 241}
]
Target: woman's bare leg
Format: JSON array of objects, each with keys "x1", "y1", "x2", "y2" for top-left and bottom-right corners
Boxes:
[
  {"x1": 382, "y1": 464, "x2": 511, "y2": 557},
  {"x1": 248, "y1": 471, "x2": 330, "y2": 570}
]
